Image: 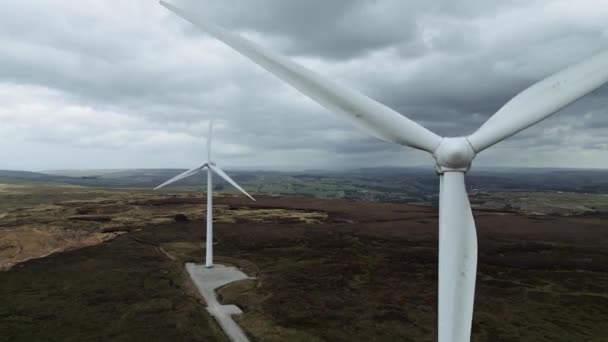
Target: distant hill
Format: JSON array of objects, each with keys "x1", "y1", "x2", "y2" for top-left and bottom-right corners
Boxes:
[
  {"x1": 1, "y1": 169, "x2": 207, "y2": 189},
  {"x1": 0, "y1": 170, "x2": 77, "y2": 185},
  {"x1": 2, "y1": 167, "x2": 607, "y2": 204}
]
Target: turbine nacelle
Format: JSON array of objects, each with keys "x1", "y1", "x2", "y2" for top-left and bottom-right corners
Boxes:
[{"x1": 433, "y1": 137, "x2": 476, "y2": 173}]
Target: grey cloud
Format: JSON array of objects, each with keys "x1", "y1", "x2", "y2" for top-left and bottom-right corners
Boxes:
[
  {"x1": 177, "y1": 0, "x2": 529, "y2": 59},
  {"x1": 1, "y1": 0, "x2": 607, "y2": 171}
]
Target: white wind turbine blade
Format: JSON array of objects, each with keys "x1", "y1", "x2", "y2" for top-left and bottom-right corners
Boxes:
[
  {"x1": 438, "y1": 172, "x2": 477, "y2": 342},
  {"x1": 207, "y1": 164, "x2": 255, "y2": 201},
  {"x1": 159, "y1": 1, "x2": 442, "y2": 153},
  {"x1": 468, "y1": 49, "x2": 608, "y2": 153},
  {"x1": 154, "y1": 163, "x2": 206, "y2": 190},
  {"x1": 207, "y1": 119, "x2": 214, "y2": 161}
]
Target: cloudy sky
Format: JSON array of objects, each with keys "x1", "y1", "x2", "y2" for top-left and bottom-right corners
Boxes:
[{"x1": 1, "y1": 0, "x2": 608, "y2": 172}]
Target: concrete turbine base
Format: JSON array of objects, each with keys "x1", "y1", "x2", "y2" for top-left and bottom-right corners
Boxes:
[{"x1": 186, "y1": 263, "x2": 252, "y2": 342}]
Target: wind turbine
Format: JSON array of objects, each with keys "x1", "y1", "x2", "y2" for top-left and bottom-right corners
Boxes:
[
  {"x1": 154, "y1": 120, "x2": 255, "y2": 268},
  {"x1": 159, "y1": 1, "x2": 608, "y2": 340}
]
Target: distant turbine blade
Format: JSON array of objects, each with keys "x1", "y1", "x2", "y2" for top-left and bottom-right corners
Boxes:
[
  {"x1": 154, "y1": 163, "x2": 206, "y2": 190},
  {"x1": 468, "y1": 49, "x2": 608, "y2": 153},
  {"x1": 207, "y1": 119, "x2": 214, "y2": 161},
  {"x1": 208, "y1": 164, "x2": 255, "y2": 201},
  {"x1": 438, "y1": 172, "x2": 477, "y2": 342},
  {"x1": 159, "y1": 1, "x2": 442, "y2": 153}
]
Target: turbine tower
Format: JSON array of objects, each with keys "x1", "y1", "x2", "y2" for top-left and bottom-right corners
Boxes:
[
  {"x1": 160, "y1": 1, "x2": 608, "y2": 340},
  {"x1": 154, "y1": 120, "x2": 255, "y2": 268}
]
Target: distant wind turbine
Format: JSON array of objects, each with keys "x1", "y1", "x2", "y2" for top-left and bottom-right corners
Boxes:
[
  {"x1": 160, "y1": 1, "x2": 608, "y2": 340},
  {"x1": 154, "y1": 120, "x2": 255, "y2": 268}
]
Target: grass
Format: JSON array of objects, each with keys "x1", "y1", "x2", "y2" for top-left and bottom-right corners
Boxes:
[
  {"x1": 0, "y1": 189, "x2": 607, "y2": 341},
  {"x1": 208, "y1": 203, "x2": 608, "y2": 341},
  {"x1": 0, "y1": 222, "x2": 227, "y2": 342},
  {"x1": 0, "y1": 184, "x2": 182, "y2": 214},
  {"x1": 470, "y1": 191, "x2": 608, "y2": 215}
]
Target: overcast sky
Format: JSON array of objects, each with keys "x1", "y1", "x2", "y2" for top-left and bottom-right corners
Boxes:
[{"x1": 1, "y1": 0, "x2": 607, "y2": 172}]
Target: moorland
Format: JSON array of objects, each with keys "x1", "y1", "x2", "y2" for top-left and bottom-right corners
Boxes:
[{"x1": 0, "y1": 168, "x2": 607, "y2": 341}]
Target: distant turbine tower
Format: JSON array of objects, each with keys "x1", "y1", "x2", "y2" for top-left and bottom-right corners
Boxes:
[
  {"x1": 154, "y1": 120, "x2": 255, "y2": 268},
  {"x1": 160, "y1": 1, "x2": 608, "y2": 340}
]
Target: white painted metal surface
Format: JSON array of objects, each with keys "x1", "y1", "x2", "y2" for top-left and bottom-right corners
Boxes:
[
  {"x1": 207, "y1": 119, "x2": 214, "y2": 161},
  {"x1": 160, "y1": 2, "x2": 608, "y2": 340},
  {"x1": 154, "y1": 120, "x2": 255, "y2": 268},
  {"x1": 153, "y1": 163, "x2": 204, "y2": 190},
  {"x1": 208, "y1": 164, "x2": 255, "y2": 201},
  {"x1": 158, "y1": 1, "x2": 442, "y2": 153},
  {"x1": 206, "y1": 168, "x2": 213, "y2": 268},
  {"x1": 438, "y1": 172, "x2": 477, "y2": 342},
  {"x1": 468, "y1": 50, "x2": 608, "y2": 153}
]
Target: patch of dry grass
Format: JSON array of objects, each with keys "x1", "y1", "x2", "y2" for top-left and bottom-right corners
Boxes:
[{"x1": 0, "y1": 185, "x2": 328, "y2": 270}]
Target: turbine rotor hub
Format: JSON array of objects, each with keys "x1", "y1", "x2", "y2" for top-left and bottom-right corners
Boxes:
[{"x1": 433, "y1": 137, "x2": 476, "y2": 173}]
